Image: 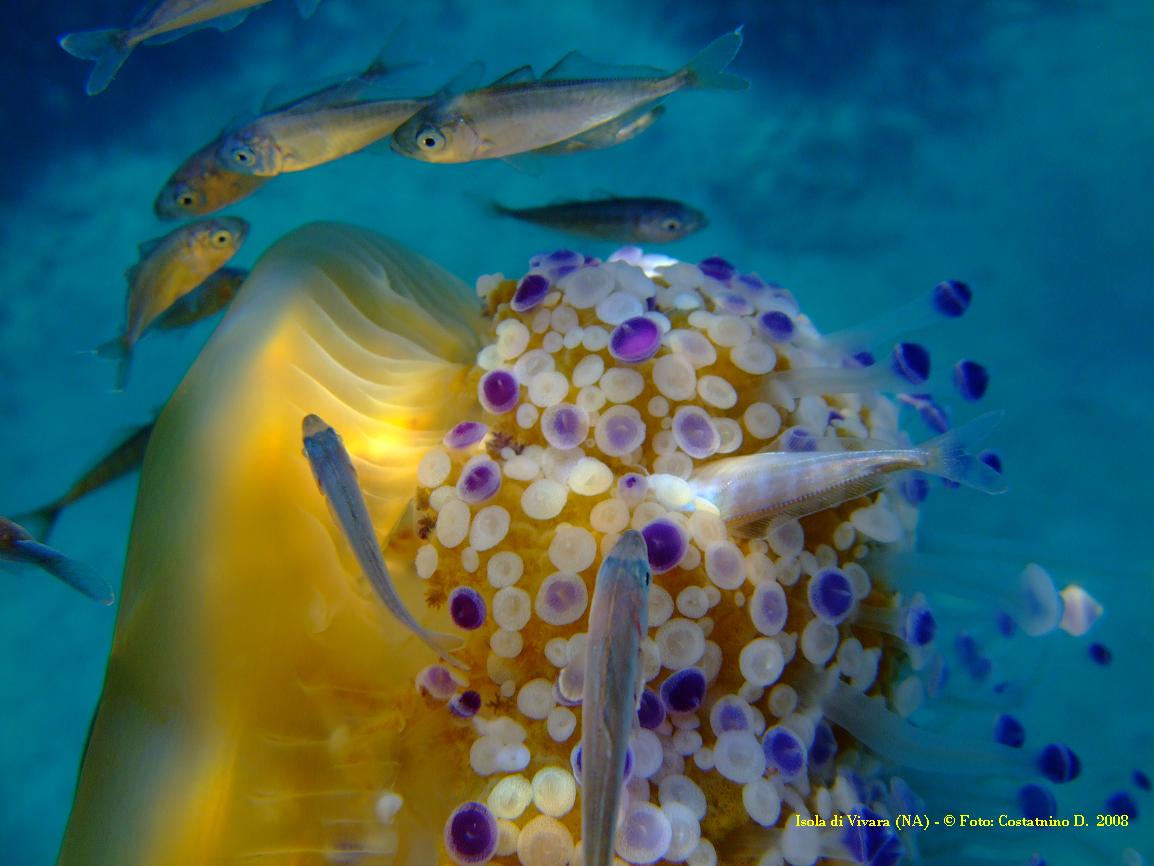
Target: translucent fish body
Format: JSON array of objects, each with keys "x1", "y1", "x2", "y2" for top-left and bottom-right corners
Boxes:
[{"x1": 691, "y1": 448, "x2": 926, "y2": 536}]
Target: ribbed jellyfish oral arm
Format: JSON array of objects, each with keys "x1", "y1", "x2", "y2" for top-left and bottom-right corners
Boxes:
[{"x1": 58, "y1": 224, "x2": 486, "y2": 866}]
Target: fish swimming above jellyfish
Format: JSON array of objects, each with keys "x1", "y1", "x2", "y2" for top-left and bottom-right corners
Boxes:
[
  {"x1": 13, "y1": 420, "x2": 155, "y2": 542},
  {"x1": 0, "y1": 517, "x2": 114, "y2": 605},
  {"x1": 391, "y1": 28, "x2": 747, "y2": 163},
  {"x1": 95, "y1": 216, "x2": 248, "y2": 390},
  {"x1": 214, "y1": 46, "x2": 432, "y2": 176},
  {"x1": 58, "y1": 225, "x2": 1120, "y2": 866},
  {"x1": 154, "y1": 41, "x2": 408, "y2": 218},
  {"x1": 217, "y1": 89, "x2": 435, "y2": 176},
  {"x1": 489, "y1": 196, "x2": 707, "y2": 244},
  {"x1": 59, "y1": 0, "x2": 322, "y2": 96}
]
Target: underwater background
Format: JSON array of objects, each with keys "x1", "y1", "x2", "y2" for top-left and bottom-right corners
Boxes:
[{"x1": 1, "y1": 1, "x2": 1152, "y2": 864}]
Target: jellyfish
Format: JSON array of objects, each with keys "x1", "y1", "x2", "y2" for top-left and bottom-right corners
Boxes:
[{"x1": 59, "y1": 225, "x2": 1109, "y2": 866}]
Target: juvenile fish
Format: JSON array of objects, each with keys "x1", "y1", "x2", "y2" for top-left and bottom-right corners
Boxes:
[
  {"x1": 491, "y1": 196, "x2": 706, "y2": 244},
  {"x1": 391, "y1": 28, "x2": 746, "y2": 163},
  {"x1": 150, "y1": 267, "x2": 247, "y2": 330},
  {"x1": 14, "y1": 422, "x2": 155, "y2": 542},
  {"x1": 581, "y1": 530, "x2": 651, "y2": 866},
  {"x1": 154, "y1": 138, "x2": 269, "y2": 219},
  {"x1": 689, "y1": 413, "x2": 1007, "y2": 537},
  {"x1": 59, "y1": 1, "x2": 284, "y2": 96},
  {"x1": 155, "y1": 45, "x2": 398, "y2": 218},
  {"x1": 0, "y1": 517, "x2": 114, "y2": 606},
  {"x1": 218, "y1": 94, "x2": 430, "y2": 175},
  {"x1": 96, "y1": 217, "x2": 248, "y2": 390},
  {"x1": 534, "y1": 103, "x2": 665, "y2": 155},
  {"x1": 301, "y1": 414, "x2": 465, "y2": 668}
]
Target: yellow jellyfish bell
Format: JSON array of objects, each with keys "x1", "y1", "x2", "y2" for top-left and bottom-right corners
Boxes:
[
  {"x1": 64, "y1": 223, "x2": 1033, "y2": 866},
  {"x1": 60, "y1": 223, "x2": 487, "y2": 865}
]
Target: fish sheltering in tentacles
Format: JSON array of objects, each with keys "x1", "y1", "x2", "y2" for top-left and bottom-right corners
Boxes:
[
  {"x1": 155, "y1": 42, "x2": 402, "y2": 218},
  {"x1": 0, "y1": 517, "x2": 114, "y2": 606},
  {"x1": 96, "y1": 217, "x2": 248, "y2": 390},
  {"x1": 14, "y1": 421, "x2": 155, "y2": 541},
  {"x1": 391, "y1": 28, "x2": 747, "y2": 163},
  {"x1": 59, "y1": 0, "x2": 322, "y2": 96},
  {"x1": 581, "y1": 530, "x2": 651, "y2": 866},
  {"x1": 491, "y1": 196, "x2": 707, "y2": 244},
  {"x1": 683, "y1": 412, "x2": 1007, "y2": 537},
  {"x1": 301, "y1": 414, "x2": 465, "y2": 668}
]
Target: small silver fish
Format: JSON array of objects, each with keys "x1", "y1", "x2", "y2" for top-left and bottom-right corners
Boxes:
[
  {"x1": 218, "y1": 94, "x2": 430, "y2": 175},
  {"x1": 155, "y1": 45, "x2": 400, "y2": 217},
  {"x1": 581, "y1": 530, "x2": 651, "y2": 866},
  {"x1": 59, "y1": 1, "x2": 287, "y2": 96},
  {"x1": 301, "y1": 414, "x2": 465, "y2": 668},
  {"x1": 149, "y1": 267, "x2": 248, "y2": 331},
  {"x1": 534, "y1": 103, "x2": 665, "y2": 155},
  {"x1": 96, "y1": 217, "x2": 249, "y2": 390},
  {"x1": 491, "y1": 196, "x2": 706, "y2": 244},
  {"x1": 689, "y1": 413, "x2": 1007, "y2": 537},
  {"x1": 391, "y1": 28, "x2": 746, "y2": 163},
  {"x1": 0, "y1": 517, "x2": 114, "y2": 605}
]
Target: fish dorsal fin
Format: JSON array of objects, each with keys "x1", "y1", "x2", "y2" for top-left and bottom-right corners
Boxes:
[
  {"x1": 488, "y1": 64, "x2": 537, "y2": 86},
  {"x1": 541, "y1": 50, "x2": 665, "y2": 81},
  {"x1": 437, "y1": 60, "x2": 485, "y2": 98},
  {"x1": 263, "y1": 72, "x2": 354, "y2": 113},
  {"x1": 137, "y1": 236, "x2": 164, "y2": 259}
]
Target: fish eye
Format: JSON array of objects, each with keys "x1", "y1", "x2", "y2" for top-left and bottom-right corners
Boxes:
[
  {"x1": 211, "y1": 231, "x2": 231, "y2": 247},
  {"x1": 417, "y1": 127, "x2": 446, "y2": 152},
  {"x1": 230, "y1": 146, "x2": 255, "y2": 165},
  {"x1": 661, "y1": 217, "x2": 682, "y2": 233},
  {"x1": 174, "y1": 188, "x2": 200, "y2": 210}
]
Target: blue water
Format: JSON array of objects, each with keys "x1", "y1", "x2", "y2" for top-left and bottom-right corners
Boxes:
[{"x1": 1, "y1": 1, "x2": 1152, "y2": 864}]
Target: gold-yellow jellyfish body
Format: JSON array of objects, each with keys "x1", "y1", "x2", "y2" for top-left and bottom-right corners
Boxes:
[
  {"x1": 63, "y1": 225, "x2": 958, "y2": 866},
  {"x1": 61, "y1": 224, "x2": 488, "y2": 865}
]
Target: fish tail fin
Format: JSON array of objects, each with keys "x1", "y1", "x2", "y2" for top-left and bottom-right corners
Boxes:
[
  {"x1": 921, "y1": 411, "x2": 1007, "y2": 494},
  {"x1": 58, "y1": 28, "x2": 131, "y2": 95},
  {"x1": 95, "y1": 336, "x2": 133, "y2": 391},
  {"x1": 15, "y1": 541, "x2": 115, "y2": 606},
  {"x1": 682, "y1": 27, "x2": 749, "y2": 92},
  {"x1": 295, "y1": 0, "x2": 321, "y2": 18},
  {"x1": 13, "y1": 504, "x2": 64, "y2": 543}
]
